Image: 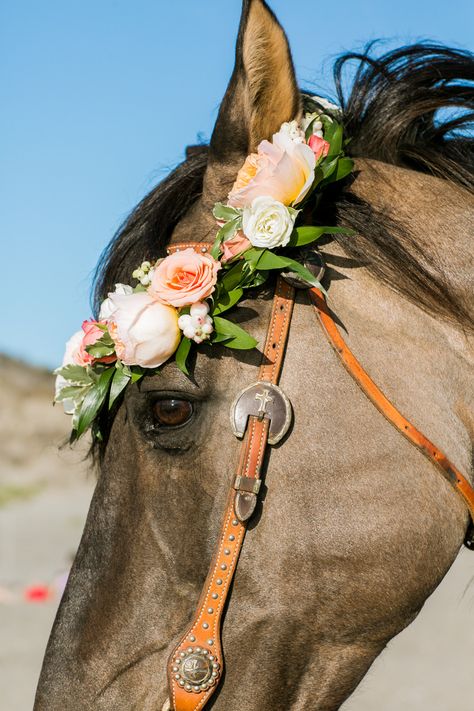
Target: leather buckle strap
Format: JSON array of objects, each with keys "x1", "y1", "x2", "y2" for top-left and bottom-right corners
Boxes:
[{"x1": 167, "y1": 274, "x2": 295, "y2": 711}]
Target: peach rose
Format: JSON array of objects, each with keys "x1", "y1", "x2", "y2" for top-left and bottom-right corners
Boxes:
[
  {"x1": 221, "y1": 232, "x2": 251, "y2": 263},
  {"x1": 148, "y1": 248, "x2": 220, "y2": 307},
  {"x1": 76, "y1": 320, "x2": 116, "y2": 366},
  {"x1": 228, "y1": 127, "x2": 316, "y2": 208},
  {"x1": 308, "y1": 134, "x2": 330, "y2": 160},
  {"x1": 108, "y1": 292, "x2": 180, "y2": 368}
]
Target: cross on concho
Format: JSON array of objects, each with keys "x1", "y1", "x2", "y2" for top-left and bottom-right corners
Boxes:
[{"x1": 230, "y1": 381, "x2": 292, "y2": 445}]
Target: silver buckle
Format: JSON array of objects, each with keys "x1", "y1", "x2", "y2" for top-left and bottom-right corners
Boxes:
[{"x1": 230, "y1": 381, "x2": 292, "y2": 445}]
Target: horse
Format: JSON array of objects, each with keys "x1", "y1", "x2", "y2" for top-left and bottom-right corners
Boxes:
[{"x1": 35, "y1": 1, "x2": 474, "y2": 709}]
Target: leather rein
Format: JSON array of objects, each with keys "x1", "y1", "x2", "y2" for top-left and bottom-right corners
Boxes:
[{"x1": 165, "y1": 242, "x2": 474, "y2": 711}]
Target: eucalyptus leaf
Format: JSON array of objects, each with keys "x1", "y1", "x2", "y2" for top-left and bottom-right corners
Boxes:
[
  {"x1": 54, "y1": 364, "x2": 93, "y2": 386},
  {"x1": 212, "y1": 203, "x2": 240, "y2": 222},
  {"x1": 175, "y1": 337, "x2": 192, "y2": 376},
  {"x1": 55, "y1": 384, "x2": 91, "y2": 402}
]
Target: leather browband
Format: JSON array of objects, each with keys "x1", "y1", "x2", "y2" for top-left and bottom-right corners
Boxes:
[{"x1": 165, "y1": 243, "x2": 474, "y2": 710}]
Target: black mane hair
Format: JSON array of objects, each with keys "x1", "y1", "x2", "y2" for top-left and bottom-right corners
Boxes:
[{"x1": 93, "y1": 44, "x2": 474, "y2": 329}]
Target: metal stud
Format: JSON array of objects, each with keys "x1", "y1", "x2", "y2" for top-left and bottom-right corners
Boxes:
[
  {"x1": 175, "y1": 674, "x2": 180, "y2": 680},
  {"x1": 212, "y1": 662, "x2": 219, "y2": 669},
  {"x1": 207, "y1": 607, "x2": 214, "y2": 614},
  {"x1": 208, "y1": 654, "x2": 214, "y2": 661},
  {"x1": 172, "y1": 665, "x2": 179, "y2": 672},
  {"x1": 229, "y1": 534, "x2": 235, "y2": 541},
  {"x1": 201, "y1": 247, "x2": 208, "y2": 253},
  {"x1": 212, "y1": 671, "x2": 218, "y2": 678},
  {"x1": 216, "y1": 578, "x2": 223, "y2": 585},
  {"x1": 193, "y1": 686, "x2": 200, "y2": 692},
  {"x1": 187, "y1": 647, "x2": 193, "y2": 653},
  {"x1": 212, "y1": 592, "x2": 218, "y2": 599},
  {"x1": 202, "y1": 622, "x2": 209, "y2": 629},
  {"x1": 207, "y1": 638, "x2": 214, "y2": 645},
  {"x1": 195, "y1": 647, "x2": 202, "y2": 653},
  {"x1": 179, "y1": 680, "x2": 185, "y2": 687},
  {"x1": 200, "y1": 683, "x2": 208, "y2": 691},
  {"x1": 189, "y1": 635, "x2": 196, "y2": 642},
  {"x1": 232, "y1": 519, "x2": 239, "y2": 526},
  {"x1": 180, "y1": 652, "x2": 186, "y2": 658},
  {"x1": 220, "y1": 563, "x2": 227, "y2": 570},
  {"x1": 224, "y1": 548, "x2": 230, "y2": 555},
  {"x1": 185, "y1": 683, "x2": 192, "y2": 691}
]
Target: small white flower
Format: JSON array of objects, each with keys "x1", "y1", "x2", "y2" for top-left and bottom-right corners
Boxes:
[
  {"x1": 178, "y1": 302, "x2": 213, "y2": 343},
  {"x1": 314, "y1": 130, "x2": 324, "y2": 138},
  {"x1": 242, "y1": 196, "x2": 296, "y2": 250},
  {"x1": 190, "y1": 302, "x2": 210, "y2": 319},
  {"x1": 279, "y1": 120, "x2": 305, "y2": 144},
  {"x1": 132, "y1": 268, "x2": 144, "y2": 280},
  {"x1": 99, "y1": 284, "x2": 133, "y2": 320}
]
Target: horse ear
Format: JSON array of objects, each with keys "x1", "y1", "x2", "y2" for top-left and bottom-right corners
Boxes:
[{"x1": 204, "y1": 0, "x2": 301, "y2": 200}]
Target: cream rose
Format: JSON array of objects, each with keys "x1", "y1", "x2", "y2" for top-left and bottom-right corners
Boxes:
[
  {"x1": 228, "y1": 126, "x2": 316, "y2": 208},
  {"x1": 148, "y1": 248, "x2": 220, "y2": 307},
  {"x1": 242, "y1": 196, "x2": 296, "y2": 249},
  {"x1": 107, "y1": 292, "x2": 180, "y2": 368},
  {"x1": 99, "y1": 283, "x2": 133, "y2": 320}
]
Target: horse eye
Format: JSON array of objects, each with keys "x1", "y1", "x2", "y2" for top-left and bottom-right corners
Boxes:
[{"x1": 152, "y1": 398, "x2": 194, "y2": 428}]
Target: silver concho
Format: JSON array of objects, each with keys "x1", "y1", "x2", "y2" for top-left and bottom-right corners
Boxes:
[
  {"x1": 231, "y1": 381, "x2": 292, "y2": 445},
  {"x1": 282, "y1": 247, "x2": 325, "y2": 289},
  {"x1": 173, "y1": 647, "x2": 220, "y2": 693}
]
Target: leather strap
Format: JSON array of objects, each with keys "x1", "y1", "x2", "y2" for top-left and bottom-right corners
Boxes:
[
  {"x1": 167, "y1": 272, "x2": 295, "y2": 711},
  {"x1": 309, "y1": 287, "x2": 474, "y2": 524}
]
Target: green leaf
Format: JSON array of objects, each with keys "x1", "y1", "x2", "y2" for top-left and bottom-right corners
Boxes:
[
  {"x1": 327, "y1": 124, "x2": 343, "y2": 157},
  {"x1": 175, "y1": 337, "x2": 192, "y2": 375},
  {"x1": 283, "y1": 258, "x2": 326, "y2": 291},
  {"x1": 213, "y1": 287, "x2": 244, "y2": 315},
  {"x1": 86, "y1": 343, "x2": 116, "y2": 358},
  {"x1": 74, "y1": 367, "x2": 115, "y2": 438},
  {"x1": 250, "y1": 250, "x2": 294, "y2": 271},
  {"x1": 213, "y1": 316, "x2": 258, "y2": 350},
  {"x1": 54, "y1": 364, "x2": 93, "y2": 386},
  {"x1": 220, "y1": 261, "x2": 246, "y2": 291},
  {"x1": 289, "y1": 225, "x2": 354, "y2": 247},
  {"x1": 333, "y1": 156, "x2": 354, "y2": 182},
  {"x1": 212, "y1": 203, "x2": 240, "y2": 222},
  {"x1": 108, "y1": 369, "x2": 130, "y2": 410},
  {"x1": 130, "y1": 367, "x2": 145, "y2": 384}
]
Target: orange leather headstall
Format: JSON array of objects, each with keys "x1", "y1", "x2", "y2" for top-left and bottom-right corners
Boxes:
[{"x1": 165, "y1": 243, "x2": 474, "y2": 711}]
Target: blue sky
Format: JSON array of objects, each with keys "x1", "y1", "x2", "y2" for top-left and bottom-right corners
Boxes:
[{"x1": 2, "y1": 0, "x2": 473, "y2": 368}]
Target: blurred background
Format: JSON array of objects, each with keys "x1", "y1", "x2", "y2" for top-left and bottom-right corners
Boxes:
[{"x1": 1, "y1": 1, "x2": 473, "y2": 709}]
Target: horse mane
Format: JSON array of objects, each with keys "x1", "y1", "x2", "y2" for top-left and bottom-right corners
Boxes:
[{"x1": 93, "y1": 43, "x2": 474, "y2": 330}]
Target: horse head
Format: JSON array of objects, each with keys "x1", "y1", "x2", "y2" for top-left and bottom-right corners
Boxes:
[{"x1": 35, "y1": 1, "x2": 474, "y2": 709}]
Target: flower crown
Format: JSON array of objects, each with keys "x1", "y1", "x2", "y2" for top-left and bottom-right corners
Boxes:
[{"x1": 55, "y1": 105, "x2": 353, "y2": 440}]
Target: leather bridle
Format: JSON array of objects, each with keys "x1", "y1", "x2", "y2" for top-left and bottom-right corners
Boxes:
[{"x1": 165, "y1": 242, "x2": 474, "y2": 711}]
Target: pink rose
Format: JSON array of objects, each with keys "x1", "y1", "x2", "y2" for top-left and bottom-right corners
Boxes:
[
  {"x1": 108, "y1": 292, "x2": 180, "y2": 368},
  {"x1": 148, "y1": 248, "x2": 220, "y2": 307},
  {"x1": 221, "y1": 232, "x2": 251, "y2": 263},
  {"x1": 228, "y1": 127, "x2": 316, "y2": 208},
  {"x1": 308, "y1": 134, "x2": 330, "y2": 160},
  {"x1": 76, "y1": 320, "x2": 116, "y2": 366}
]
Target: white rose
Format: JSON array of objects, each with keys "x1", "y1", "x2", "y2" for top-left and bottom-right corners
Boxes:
[
  {"x1": 55, "y1": 330, "x2": 84, "y2": 415},
  {"x1": 108, "y1": 292, "x2": 180, "y2": 368},
  {"x1": 242, "y1": 196, "x2": 296, "y2": 249},
  {"x1": 99, "y1": 284, "x2": 133, "y2": 320}
]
